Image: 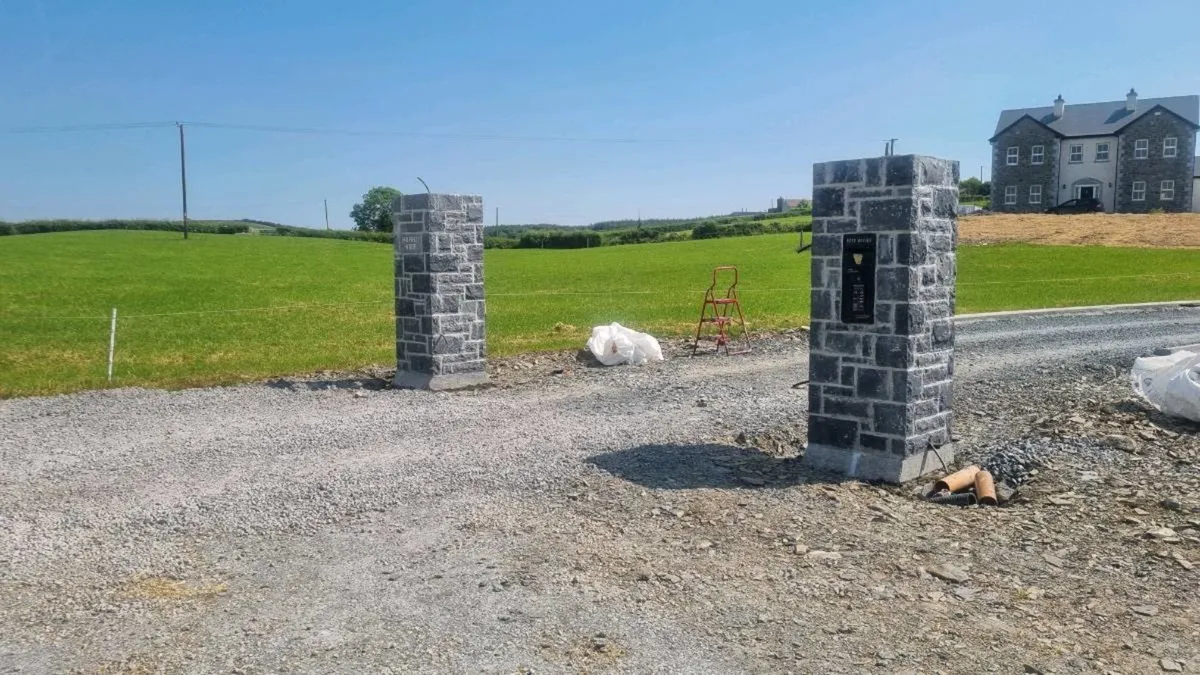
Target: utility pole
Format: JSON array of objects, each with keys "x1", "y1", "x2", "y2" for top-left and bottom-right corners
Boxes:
[
  {"x1": 177, "y1": 122, "x2": 189, "y2": 240},
  {"x1": 495, "y1": 207, "x2": 499, "y2": 228},
  {"x1": 324, "y1": 199, "x2": 330, "y2": 230}
]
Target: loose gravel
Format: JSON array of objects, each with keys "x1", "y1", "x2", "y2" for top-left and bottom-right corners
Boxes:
[
  {"x1": 969, "y1": 437, "x2": 1122, "y2": 487},
  {"x1": 2, "y1": 306, "x2": 1199, "y2": 674}
]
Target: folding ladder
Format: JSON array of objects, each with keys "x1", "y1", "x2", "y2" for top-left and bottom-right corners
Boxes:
[{"x1": 691, "y1": 266, "x2": 750, "y2": 356}]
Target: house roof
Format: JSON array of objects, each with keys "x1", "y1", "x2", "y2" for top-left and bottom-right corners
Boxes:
[{"x1": 992, "y1": 95, "x2": 1200, "y2": 140}]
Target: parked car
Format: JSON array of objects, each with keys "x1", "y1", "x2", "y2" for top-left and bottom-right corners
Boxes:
[{"x1": 1044, "y1": 197, "x2": 1104, "y2": 214}]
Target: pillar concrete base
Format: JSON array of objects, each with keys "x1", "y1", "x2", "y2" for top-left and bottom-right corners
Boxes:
[
  {"x1": 393, "y1": 370, "x2": 488, "y2": 391},
  {"x1": 803, "y1": 443, "x2": 954, "y2": 483}
]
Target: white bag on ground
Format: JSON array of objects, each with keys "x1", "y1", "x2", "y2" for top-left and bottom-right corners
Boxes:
[
  {"x1": 586, "y1": 323, "x2": 664, "y2": 366},
  {"x1": 1130, "y1": 350, "x2": 1200, "y2": 423}
]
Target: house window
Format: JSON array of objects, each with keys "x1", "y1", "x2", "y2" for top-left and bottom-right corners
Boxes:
[
  {"x1": 1068, "y1": 144, "x2": 1083, "y2": 163},
  {"x1": 1132, "y1": 181, "x2": 1146, "y2": 201},
  {"x1": 1031, "y1": 145, "x2": 1044, "y2": 165},
  {"x1": 1006, "y1": 147, "x2": 1019, "y2": 166},
  {"x1": 1163, "y1": 137, "x2": 1178, "y2": 158},
  {"x1": 1161, "y1": 180, "x2": 1175, "y2": 200},
  {"x1": 1004, "y1": 185, "x2": 1018, "y2": 205},
  {"x1": 1134, "y1": 139, "x2": 1149, "y2": 159},
  {"x1": 1095, "y1": 143, "x2": 1110, "y2": 162},
  {"x1": 1029, "y1": 185, "x2": 1042, "y2": 204}
]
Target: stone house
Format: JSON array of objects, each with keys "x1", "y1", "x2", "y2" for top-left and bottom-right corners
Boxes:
[
  {"x1": 771, "y1": 197, "x2": 808, "y2": 213},
  {"x1": 990, "y1": 90, "x2": 1200, "y2": 213}
]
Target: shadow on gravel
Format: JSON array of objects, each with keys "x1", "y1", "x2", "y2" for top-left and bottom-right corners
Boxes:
[
  {"x1": 1111, "y1": 400, "x2": 1200, "y2": 434},
  {"x1": 265, "y1": 376, "x2": 390, "y2": 392},
  {"x1": 587, "y1": 443, "x2": 840, "y2": 490}
]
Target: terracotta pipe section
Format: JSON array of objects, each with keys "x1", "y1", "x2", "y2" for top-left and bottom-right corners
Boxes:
[
  {"x1": 929, "y1": 492, "x2": 978, "y2": 506},
  {"x1": 933, "y1": 465, "x2": 980, "y2": 493},
  {"x1": 975, "y1": 470, "x2": 998, "y2": 506}
]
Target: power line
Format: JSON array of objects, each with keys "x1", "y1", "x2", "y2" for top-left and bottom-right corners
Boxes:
[
  {"x1": 182, "y1": 121, "x2": 729, "y2": 144},
  {"x1": 3, "y1": 122, "x2": 176, "y2": 134},
  {"x1": 3, "y1": 119, "x2": 754, "y2": 144}
]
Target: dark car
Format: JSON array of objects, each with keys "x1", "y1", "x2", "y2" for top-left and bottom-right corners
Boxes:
[{"x1": 1044, "y1": 197, "x2": 1104, "y2": 214}]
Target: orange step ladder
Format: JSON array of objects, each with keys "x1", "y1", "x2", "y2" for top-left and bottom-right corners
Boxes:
[{"x1": 691, "y1": 266, "x2": 750, "y2": 356}]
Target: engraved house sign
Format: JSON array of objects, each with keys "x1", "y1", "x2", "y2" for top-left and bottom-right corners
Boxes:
[{"x1": 840, "y1": 233, "x2": 876, "y2": 324}]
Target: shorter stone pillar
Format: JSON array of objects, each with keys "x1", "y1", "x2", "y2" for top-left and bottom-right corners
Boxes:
[
  {"x1": 391, "y1": 193, "x2": 487, "y2": 390},
  {"x1": 804, "y1": 155, "x2": 958, "y2": 482}
]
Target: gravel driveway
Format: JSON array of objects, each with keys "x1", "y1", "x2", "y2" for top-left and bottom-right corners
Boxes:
[{"x1": 3, "y1": 305, "x2": 1199, "y2": 674}]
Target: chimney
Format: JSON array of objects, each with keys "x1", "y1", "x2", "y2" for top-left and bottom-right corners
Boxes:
[
  {"x1": 1053, "y1": 94, "x2": 1065, "y2": 118},
  {"x1": 1126, "y1": 87, "x2": 1138, "y2": 112}
]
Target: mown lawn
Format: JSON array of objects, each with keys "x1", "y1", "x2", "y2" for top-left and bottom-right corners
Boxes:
[{"x1": 2, "y1": 230, "x2": 1198, "y2": 397}]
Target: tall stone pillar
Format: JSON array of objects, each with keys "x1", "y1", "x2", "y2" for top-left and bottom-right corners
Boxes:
[
  {"x1": 804, "y1": 155, "x2": 959, "y2": 482},
  {"x1": 391, "y1": 193, "x2": 487, "y2": 390}
]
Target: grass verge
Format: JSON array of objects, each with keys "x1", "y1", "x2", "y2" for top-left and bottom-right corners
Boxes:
[{"x1": 2, "y1": 230, "x2": 1197, "y2": 397}]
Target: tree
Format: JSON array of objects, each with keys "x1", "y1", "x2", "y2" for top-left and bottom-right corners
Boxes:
[
  {"x1": 349, "y1": 186, "x2": 402, "y2": 232},
  {"x1": 959, "y1": 178, "x2": 992, "y2": 199}
]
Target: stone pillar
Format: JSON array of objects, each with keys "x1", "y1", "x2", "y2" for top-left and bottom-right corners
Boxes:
[
  {"x1": 804, "y1": 155, "x2": 959, "y2": 483},
  {"x1": 391, "y1": 193, "x2": 487, "y2": 390}
]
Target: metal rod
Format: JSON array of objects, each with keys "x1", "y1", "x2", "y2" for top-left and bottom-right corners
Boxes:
[
  {"x1": 178, "y1": 123, "x2": 189, "y2": 240},
  {"x1": 324, "y1": 199, "x2": 330, "y2": 230},
  {"x1": 107, "y1": 308, "x2": 117, "y2": 381}
]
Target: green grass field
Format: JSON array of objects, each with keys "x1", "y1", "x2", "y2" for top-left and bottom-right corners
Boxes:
[{"x1": 2, "y1": 230, "x2": 1198, "y2": 397}]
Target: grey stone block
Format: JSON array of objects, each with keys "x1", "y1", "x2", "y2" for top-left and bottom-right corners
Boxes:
[
  {"x1": 885, "y1": 155, "x2": 916, "y2": 186},
  {"x1": 808, "y1": 416, "x2": 859, "y2": 447},
  {"x1": 813, "y1": 187, "x2": 845, "y2": 218},
  {"x1": 810, "y1": 353, "x2": 841, "y2": 384},
  {"x1": 861, "y1": 199, "x2": 916, "y2": 232},
  {"x1": 855, "y1": 367, "x2": 890, "y2": 400},
  {"x1": 824, "y1": 396, "x2": 870, "y2": 419},
  {"x1": 864, "y1": 158, "x2": 882, "y2": 186},
  {"x1": 829, "y1": 160, "x2": 863, "y2": 184}
]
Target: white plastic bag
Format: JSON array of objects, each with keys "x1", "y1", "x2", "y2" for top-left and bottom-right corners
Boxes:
[
  {"x1": 1131, "y1": 350, "x2": 1200, "y2": 423},
  {"x1": 586, "y1": 323, "x2": 664, "y2": 366}
]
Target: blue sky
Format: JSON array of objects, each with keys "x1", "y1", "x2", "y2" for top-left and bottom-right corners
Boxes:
[{"x1": 2, "y1": 0, "x2": 1198, "y2": 228}]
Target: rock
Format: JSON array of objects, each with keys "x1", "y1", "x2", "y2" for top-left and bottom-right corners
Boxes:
[
  {"x1": 805, "y1": 551, "x2": 842, "y2": 562},
  {"x1": 696, "y1": 399, "x2": 708, "y2": 408},
  {"x1": 1042, "y1": 553, "x2": 1066, "y2": 568},
  {"x1": 695, "y1": 540, "x2": 714, "y2": 550},
  {"x1": 1024, "y1": 666, "x2": 1046, "y2": 675},
  {"x1": 1103, "y1": 434, "x2": 1138, "y2": 453},
  {"x1": 1131, "y1": 605, "x2": 1159, "y2": 617},
  {"x1": 793, "y1": 544, "x2": 809, "y2": 555},
  {"x1": 1172, "y1": 554, "x2": 1194, "y2": 571},
  {"x1": 1160, "y1": 658, "x2": 1183, "y2": 672},
  {"x1": 1145, "y1": 527, "x2": 1178, "y2": 540},
  {"x1": 925, "y1": 563, "x2": 969, "y2": 583},
  {"x1": 1160, "y1": 498, "x2": 1183, "y2": 511}
]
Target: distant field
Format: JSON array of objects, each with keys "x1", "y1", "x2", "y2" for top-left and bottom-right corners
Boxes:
[
  {"x1": 2, "y1": 229, "x2": 1199, "y2": 397},
  {"x1": 961, "y1": 212, "x2": 1200, "y2": 248}
]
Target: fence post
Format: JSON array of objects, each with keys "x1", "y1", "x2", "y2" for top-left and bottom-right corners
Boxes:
[{"x1": 107, "y1": 308, "x2": 117, "y2": 382}]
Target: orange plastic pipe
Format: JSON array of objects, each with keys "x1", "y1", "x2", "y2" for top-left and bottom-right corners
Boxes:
[
  {"x1": 933, "y1": 465, "x2": 980, "y2": 493},
  {"x1": 975, "y1": 470, "x2": 998, "y2": 506}
]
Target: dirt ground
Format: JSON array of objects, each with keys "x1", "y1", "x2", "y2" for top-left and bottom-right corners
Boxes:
[
  {"x1": 959, "y1": 213, "x2": 1200, "y2": 248},
  {"x1": 2, "y1": 310, "x2": 1199, "y2": 674}
]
